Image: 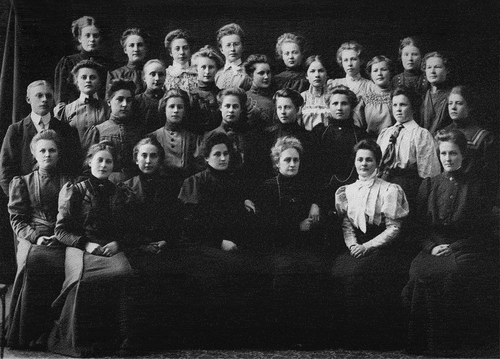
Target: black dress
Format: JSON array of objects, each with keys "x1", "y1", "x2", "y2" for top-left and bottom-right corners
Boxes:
[
  {"x1": 402, "y1": 170, "x2": 499, "y2": 355},
  {"x1": 254, "y1": 173, "x2": 334, "y2": 344},
  {"x1": 48, "y1": 176, "x2": 133, "y2": 357},
  {"x1": 7, "y1": 169, "x2": 72, "y2": 349}
]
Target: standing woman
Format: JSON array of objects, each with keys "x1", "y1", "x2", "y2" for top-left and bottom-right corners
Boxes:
[
  {"x1": 54, "y1": 16, "x2": 112, "y2": 105},
  {"x1": 312, "y1": 85, "x2": 366, "y2": 213},
  {"x1": 391, "y1": 36, "x2": 427, "y2": 97},
  {"x1": 149, "y1": 89, "x2": 203, "y2": 185},
  {"x1": 7, "y1": 130, "x2": 73, "y2": 350},
  {"x1": 420, "y1": 51, "x2": 452, "y2": 135},
  {"x1": 273, "y1": 33, "x2": 309, "y2": 93},
  {"x1": 327, "y1": 41, "x2": 371, "y2": 101},
  {"x1": 403, "y1": 129, "x2": 499, "y2": 355},
  {"x1": 244, "y1": 54, "x2": 274, "y2": 128},
  {"x1": 377, "y1": 86, "x2": 440, "y2": 210},
  {"x1": 48, "y1": 142, "x2": 133, "y2": 357},
  {"x1": 189, "y1": 45, "x2": 224, "y2": 133},
  {"x1": 332, "y1": 139, "x2": 410, "y2": 348},
  {"x1": 354, "y1": 55, "x2": 394, "y2": 137},
  {"x1": 107, "y1": 28, "x2": 149, "y2": 95},
  {"x1": 163, "y1": 29, "x2": 198, "y2": 94},
  {"x1": 299, "y1": 55, "x2": 330, "y2": 131}
]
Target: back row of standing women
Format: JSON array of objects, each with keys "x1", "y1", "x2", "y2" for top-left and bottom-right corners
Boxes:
[{"x1": 1, "y1": 14, "x2": 498, "y2": 358}]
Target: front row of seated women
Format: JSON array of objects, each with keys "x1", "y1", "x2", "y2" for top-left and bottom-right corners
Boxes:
[{"x1": 6, "y1": 126, "x2": 498, "y2": 356}]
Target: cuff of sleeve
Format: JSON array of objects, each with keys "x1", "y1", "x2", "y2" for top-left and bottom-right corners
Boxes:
[
  {"x1": 423, "y1": 242, "x2": 437, "y2": 253},
  {"x1": 28, "y1": 229, "x2": 43, "y2": 244}
]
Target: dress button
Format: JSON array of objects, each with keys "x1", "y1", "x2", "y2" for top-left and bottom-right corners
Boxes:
[{"x1": 450, "y1": 195, "x2": 453, "y2": 199}]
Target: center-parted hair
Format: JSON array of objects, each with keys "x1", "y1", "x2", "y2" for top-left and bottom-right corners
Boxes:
[
  {"x1": 191, "y1": 45, "x2": 224, "y2": 70},
  {"x1": 158, "y1": 88, "x2": 191, "y2": 121},
  {"x1": 120, "y1": 28, "x2": 149, "y2": 49},
  {"x1": 365, "y1": 55, "x2": 393, "y2": 78},
  {"x1": 132, "y1": 136, "x2": 165, "y2": 164},
  {"x1": 336, "y1": 41, "x2": 364, "y2": 66},
  {"x1": 86, "y1": 140, "x2": 117, "y2": 165},
  {"x1": 216, "y1": 23, "x2": 245, "y2": 46},
  {"x1": 353, "y1": 138, "x2": 383, "y2": 166},
  {"x1": 30, "y1": 129, "x2": 61, "y2": 157},
  {"x1": 164, "y1": 29, "x2": 193, "y2": 51},
  {"x1": 270, "y1": 135, "x2": 303, "y2": 166}
]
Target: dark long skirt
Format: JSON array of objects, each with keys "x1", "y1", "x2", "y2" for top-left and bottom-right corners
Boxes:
[
  {"x1": 7, "y1": 240, "x2": 65, "y2": 349},
  {"x1": 331, "y1": 226, "x2": 412, "y2": 349},
  {"x1": 402, "y1": 248, "x2": 499, "y2": 354},
  {"x1": 48, "y1": 247, "x2": 133, "y2": 357}
]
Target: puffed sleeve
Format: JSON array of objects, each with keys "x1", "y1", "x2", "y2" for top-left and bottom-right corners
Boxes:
[
  {"x1": 363, "y1": 183, "x2": 409, "y2": 250},
  {"x1": 8, "y1": 176, "x2": 48, "y2": 243},
  {"x1": 352, "y1": 97, "x2": 367, "y2": 131},
  {"x1": 415, "y1": 128, "x2": 441, "y2": 179},
  {"x1": 54, "y1": 181, "x2": 87, "y2": 249},
  {"x1": 334, "y1": 185, "x2": 348, "y2": 216},
  {"x1": 178, "y1": 175, "x2": 200, "y2": 205},
  {"x1": 335, "y1": 186, "x2": 358, "y2": 248},
  {"x1": 0, "y1": 125, "x2": 20, "y2": 196},
  {"x1": 54, "y1": 56, "x2": 74, "y2": 105}
]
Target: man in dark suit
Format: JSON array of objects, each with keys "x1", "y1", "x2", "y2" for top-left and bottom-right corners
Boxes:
[{"x1": 0, "y1": 80, "x2": 80, "y2": 196}]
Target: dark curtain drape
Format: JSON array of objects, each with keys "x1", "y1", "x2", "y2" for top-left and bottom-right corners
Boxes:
[{"x1": 0, "y1": 0, "x2": 19, "y2": 284}]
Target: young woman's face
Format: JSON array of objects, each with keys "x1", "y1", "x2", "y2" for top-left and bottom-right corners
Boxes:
[
  {"x1": 124, "y1": 35, "x2": 146, "y2": 64},
  {"x1": 401, "y1": 45, "x2": 422, "y2": 71},
  {"x1": 78, "y1": 25, "x2": 101, "y2": 52},
  {"x1": 165, "y1": 97, "x2": 185, "y2": 124},
  {"x1": 108, "y1": 89, "x2": 133, "y2": 119},
  {"x1": 220, "y1": 34, "x2": 243, "y2": 64},
  {"x1": 90, "y1": 150, "x2": 113, "y2": 179},
  {"x1": 306, "y1": 60, "x2": 327, "y2": 89},
  {"x1": 169, "y1": 38, "x2": 191, "y2": 66},
  {"x1": 425, "y1": 56, "x2": 448, "y2": 85},
  {"x1": 439, "y1": 141, "x2": 463, "y2": 172},
  {"x1": 206, "y1": 143, "x2": 230, "y2": 171},
  {"x1": 252, "y1": 63, "x2": 271, "y2": 89},
  {"x1": 355, "y1": 149, "x2": 377, "y2": 178},
  {"x1": 448, "y1": 93, "x2": 469, "y2": 121},
  {"x1": 196, "y1": 57, "x2": 218, "y2": 85},
  {"x1": 143, "y1": 63, "x2": 166, "y2": 91},
  {"x1": 278, "y1": 148, "x2": 300, "y2": 177},
  {"x1": 281, "y1": 42, "x2": 303, "y2": 68},
  {"x1": 392, "y1": 94, "x2": 413, "y2": 123},
  {"x1": 33, "y1": 139, "x2": 59, "y2": 171},
  {"x1": 76, "y1": 68, "x2": 100, "y2": 96},
  {"x1": 341, "y1": 49, "x2": 361, "y2": 77},
  {"x1": 370, "y1": 61, "x2": 391, "y2": 88},
  {"x1": 136, "y1": 143, "x2": 161, "y2": 174},
  {"x1": 220, "y1": 95, "x2": 242, "y2": 123},
  {"x1": 329, "y1": 94, "x2": 351, "y2": 121},
  {"x1": 276, "y1": 97, "x2": 298, "y2": 124}
]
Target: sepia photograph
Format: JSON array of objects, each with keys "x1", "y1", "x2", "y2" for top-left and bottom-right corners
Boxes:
[{"x1": 0, "y1": 0, "x2": 498, "y2": 358}]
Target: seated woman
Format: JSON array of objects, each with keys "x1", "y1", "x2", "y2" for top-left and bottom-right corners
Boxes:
[
  {"x1": 403, "y1": 129, "x2": 499, "y2": 356},
  {"x1": 48, "y1": 142, "x2": 133, "y2": 357},
  {"x1": 122, "y1": 136, "x2": 186, "y2": 349},
  {"x1": 332, "y1": 138, "x2": 410, "y2": 349},
  {"x1": 7, "y1": 130, "x2": 73, "y2": 350},
  {"x1": 253, "y1": 136, "x2": 332, "y2": 346}
]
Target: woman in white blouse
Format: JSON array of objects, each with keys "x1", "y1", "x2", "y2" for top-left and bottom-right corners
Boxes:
[{"x1": 332, "y1": 138, "x2": 410, "y2": 349}]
